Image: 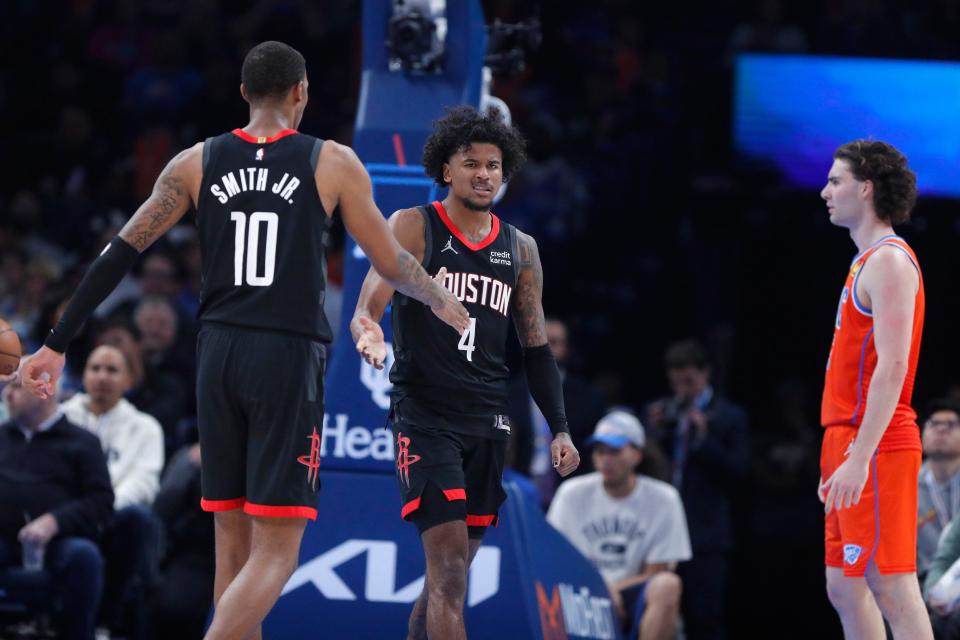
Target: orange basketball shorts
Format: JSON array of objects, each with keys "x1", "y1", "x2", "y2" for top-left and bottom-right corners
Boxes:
[{"x1": 821, "y1": 426, "x2": 921, "y2": 577}]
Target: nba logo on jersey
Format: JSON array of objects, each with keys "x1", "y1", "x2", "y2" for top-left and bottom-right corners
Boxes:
[
  {"x1": 843, "y1": 544, "x2": 862, "y2": 565},
  {"x1": 255, "y1": 148, "x2": 264, "y2": 161}
]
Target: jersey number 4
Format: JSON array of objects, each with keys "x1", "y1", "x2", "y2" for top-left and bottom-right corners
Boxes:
[
  {"x1": 458, "y1": 317, "x2": 477, "y2": 362},
  {"x1": 231, "y1": 211, "x2": 278, "y2": 286}
]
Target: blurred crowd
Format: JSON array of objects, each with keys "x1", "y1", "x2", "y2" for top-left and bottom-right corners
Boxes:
[{"x1": 4, "y1": 0, "x2": 960, "y2": 638}]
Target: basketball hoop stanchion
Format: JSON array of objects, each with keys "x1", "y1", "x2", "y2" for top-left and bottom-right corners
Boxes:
[{"x1": 323, "y1": 0, "x2": 484, "y2": 476}]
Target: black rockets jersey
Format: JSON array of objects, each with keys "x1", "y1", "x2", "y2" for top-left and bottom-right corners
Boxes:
[
  {"x1": 196, "y1": 129, "x2": 333, "y2": 342},
  {"x1": 390, "y1": 201, "x2": 520, "y2": 436}
]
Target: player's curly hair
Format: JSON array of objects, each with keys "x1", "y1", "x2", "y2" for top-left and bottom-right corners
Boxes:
[
  {"x1": 241, "y1": 41, "x2": 306, "y2": 101},
  {"x1": 422, "y1": 106, "x2": 527, "y2": 187},
  {"x1": 834, "y1": 140, "x2": 917, "y2": 225}
]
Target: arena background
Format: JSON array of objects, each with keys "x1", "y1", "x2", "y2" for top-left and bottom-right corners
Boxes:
[{"x1": 3, "y1": 1, "x2": 960, "y2": 637}]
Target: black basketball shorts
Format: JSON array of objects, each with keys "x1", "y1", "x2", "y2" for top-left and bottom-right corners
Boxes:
[
  {"x1": 196, "y1": 322, "x2": 326, "y2": 519},
  {"x1": 390, "y1": 398, "x2": 508, "y2": 538}
]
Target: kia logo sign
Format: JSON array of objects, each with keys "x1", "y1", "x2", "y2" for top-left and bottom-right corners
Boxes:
[{"x1": 282, "y1": 539, "x2": 501, "y2": 607}]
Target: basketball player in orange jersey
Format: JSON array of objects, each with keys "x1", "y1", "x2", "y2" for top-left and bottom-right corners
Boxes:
[
  {"x1": 818, "y1": 140, "x2": 932, "y2": 639},
  {"x1": 19, "y1": 41, "x2": 468, "y2": 640}
]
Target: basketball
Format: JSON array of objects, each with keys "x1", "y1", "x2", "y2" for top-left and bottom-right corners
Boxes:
[{"x1": 0, "y1": 319, "x2": 22, "y2": 376}]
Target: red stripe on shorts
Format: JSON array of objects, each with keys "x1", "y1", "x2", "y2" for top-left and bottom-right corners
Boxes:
[
  {"x1": 200, "y1": 497, "x2": 246, "y2": 512},
  {"x1": 243, "y1": 502, "x2": 318, "y2": 520},
  {"x1": 401, "y1": 497, "x2": 422, "y2": 519}
]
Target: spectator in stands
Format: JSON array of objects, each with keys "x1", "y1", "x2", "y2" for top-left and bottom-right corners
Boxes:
[
  {"x1": 61, "y1": 345, "x2": 164, "y2": 638},
  {"x1": 61, "y1": 345, "x2": 164, "y2": 510},
  {"x1": 924, "y1": 513, "x2": 960, "y2": 637},
  {"x1": 95, "y1": 316, "x2": 188, "y2": 455},
  {"x1": 0, "y1": 377, "x2": 113, "y2": 640},
  {"x1": 148, "y1": 442, "x2": 214, "y2": 639},
  {"x1": 644, "y1": 338, "x2": 749, "y2": 640},
  {"x1": 138, "y1": 251, "x2": 197, "y2": 341},
  {"x1": 134, "y1": 295, "x2": 194, "y2": 388},
  {"x1": 111, "y1": 250, "x2": 198, "y2": 359},
  {"x1": 918, "y1": 399, "x2": 960, "y2": 580},
  {"x1": 509, "y1": 317, "x2": 607, "y2": 504},
  {"x1": 548, "y1": 410, "x2": 690, "y2": 640}
]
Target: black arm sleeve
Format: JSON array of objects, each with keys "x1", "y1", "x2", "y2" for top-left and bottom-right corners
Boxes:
[
  {"x1": 523, "y1": 344, "x2": 570, "y2": 435},
  {"x1": 44, "y1": 236, "x2": 139, "y2": 353}
]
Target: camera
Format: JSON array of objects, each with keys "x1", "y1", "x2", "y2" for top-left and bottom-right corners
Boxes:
[
  {"x1": 385, "y1": 0, "x2": 446, "y2": 74},
  {"x1": 485, "y1": 18, "x2": 542, "y2": 78}
]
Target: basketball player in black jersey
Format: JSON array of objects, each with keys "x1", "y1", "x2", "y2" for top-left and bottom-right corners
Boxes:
[
  {"x1": 352, "y1": 106, "x2": 579, "y2": 639},
  {"x1": 21, "y1": 41, "x2": 469, "y2": 640}
]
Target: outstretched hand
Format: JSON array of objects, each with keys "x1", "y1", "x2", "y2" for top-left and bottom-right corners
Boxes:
[
  {"x1": 429, "y1": 267, "x2": 470, "y2": 335},
  {"x1": 20, "y1": 346, "x2": 64, "y2": 400},
  {"x1": 355, "y1": 316, "x2": 388, "y2": 369},
  {"x1": 551, "y1": 432, "x2": 580, "y2": 477}
]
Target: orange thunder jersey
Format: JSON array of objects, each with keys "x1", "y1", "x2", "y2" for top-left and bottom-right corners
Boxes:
[{"x1": 821, "y1": 235, "x2": 924, "y2": 451}]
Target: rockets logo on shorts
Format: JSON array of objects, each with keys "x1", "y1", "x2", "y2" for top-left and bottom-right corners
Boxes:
[
  {"x1": 395, "y1": 432, "x2": 421, "y2": 488},
  {"x1": 297, "y1": 426, "x2": 322, "y2": 491},
  {"x1": 843, "y1": 544, "x2": 862, "y2": 565}
]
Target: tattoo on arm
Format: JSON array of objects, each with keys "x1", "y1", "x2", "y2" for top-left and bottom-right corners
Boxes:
[
  {"x1": 393, "y1": 250, "x2": 443, "y2": 307},
  {"x1": 513, "y1": 232, "x2": 548, "y2": 347},
  {"x1": 120, "y1": 153, "x2": 190, "y2": 252}
]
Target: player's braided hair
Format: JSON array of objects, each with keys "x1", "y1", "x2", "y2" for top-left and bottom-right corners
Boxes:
[
  {"x1": 241, "y1": 41, "x2": 306, "y2": 101},
  {"x1": 834, "y1": 140, "x2": 917, "y2": 225},
  {"x1": 422, "y1": 106, "x2": 527, "y2": 187}
]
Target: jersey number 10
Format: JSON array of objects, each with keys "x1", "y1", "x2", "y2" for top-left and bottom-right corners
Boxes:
[{"x1": 231, "y1": 211, "x2": 278, "y2": 286}]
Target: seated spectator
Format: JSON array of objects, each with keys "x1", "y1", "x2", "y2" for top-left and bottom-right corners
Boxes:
[
  {"x1": 148, "y1": 443, "x2": 214, "y2": 639},
  {"x1": 61, "y1": 345, "x2": 164, "y2": 638},
  {"x1": 134, "y1": 295, "x2": 196, "y2": 408},
  {"x1": 919, "y1": 399, "x2": 960, "y2": 580},
  {"x1": 547, "y1": 410, "x2": 691, "y2": 640},
  {"x1": 0, "y1": 377, "x2": 114, "y2": 640},
  {"x1": 924, "y1": 515, "x2": 960, "y2": 638},
  {"x1": 95, "y1": 316, "x2": 188, "y2": 456},
  {"x1": 114, "y1": 251, "x2": 197, "y2": 347},
  {"x1": 61, "y1": 345, "x2": 165, "y2": 509}
]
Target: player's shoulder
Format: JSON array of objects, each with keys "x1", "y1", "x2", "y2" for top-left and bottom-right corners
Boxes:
[
  {"x1": 316, "y1": 139, "x2": 359, "y2": 168},
  {"x1": 512, "y1": 227, "x2": 540, "y2": 267},
  {"x1": 862, "y1": 240, "x2": 919, "y2": 282},
  {"x1": 386, "y1": 207, "x2": 427, "y2": 245},
  {"x1": 389, "y1": 206, "x2": 427, "y2": 224},
  {"x1": 512, "y1": 225, "x2": 535, "y2": 246},
  {"x1": 176, "y1": 141, "x2": 205, "y2": 165},
  {"x1": 870, "y1": 241, "x2": 917, "y2": 265},
  {"x1": 314, "y1": 140, "x2": 371, "y2": 192}
]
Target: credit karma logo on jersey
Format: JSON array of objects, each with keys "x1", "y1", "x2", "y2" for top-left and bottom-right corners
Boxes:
[
  {"x1": 320, "y1": 413, "x2": 393, "y2": 461},
  {"x1": 536, "y1": 581, "x2": 616, "y2": 640},
  {"x1": 282, "y1": 540, "x2": 500, "y2": 606}
]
